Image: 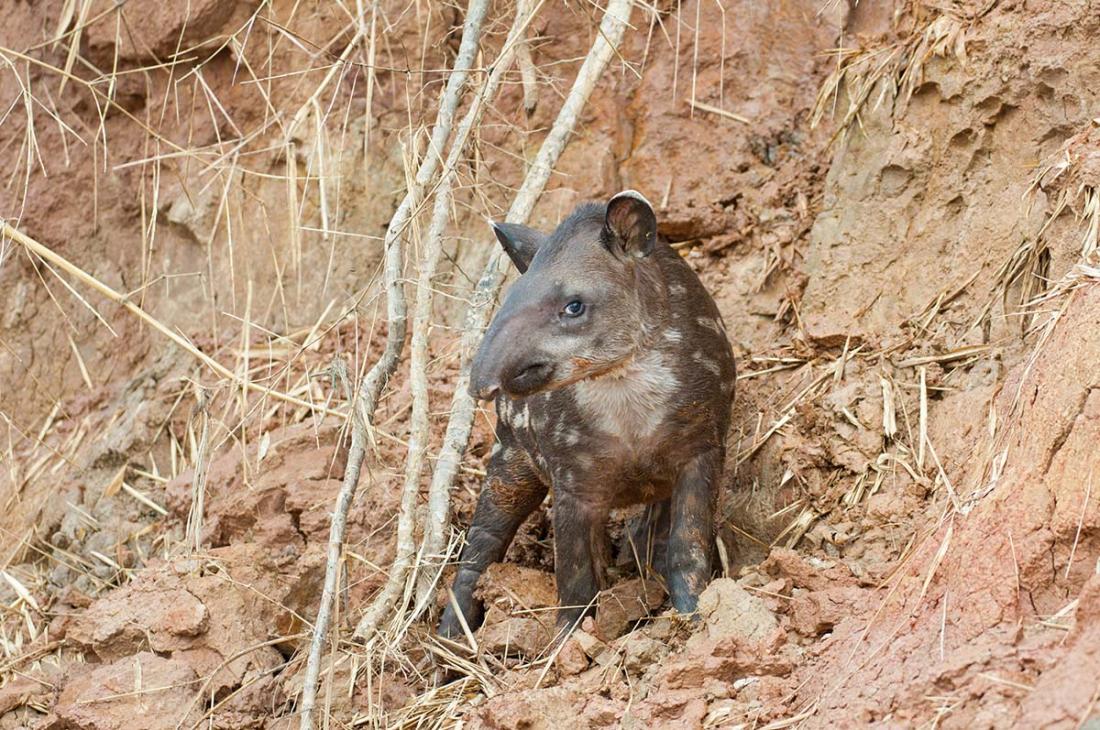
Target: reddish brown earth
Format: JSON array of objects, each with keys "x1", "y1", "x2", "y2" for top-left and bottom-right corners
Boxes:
[{"x1": 1, "y1": 0, "x2": 1099, "y2": 728}]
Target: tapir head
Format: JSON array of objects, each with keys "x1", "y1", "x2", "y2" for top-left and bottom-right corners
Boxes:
[{"x1": 470, "y1": 191, "x2": 666, "y2": 401}]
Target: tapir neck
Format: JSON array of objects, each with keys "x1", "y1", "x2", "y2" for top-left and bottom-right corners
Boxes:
[{"x1": 633, "y1": 250, "x2": 672, "y2": 350}]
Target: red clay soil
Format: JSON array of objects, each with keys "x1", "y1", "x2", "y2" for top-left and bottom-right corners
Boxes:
[{"x1": 1, "y1": 0, "x2": 1100, "y2": 728}]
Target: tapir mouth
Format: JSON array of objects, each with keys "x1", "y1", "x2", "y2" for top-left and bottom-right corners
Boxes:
[
  {"x1": 503, "y1": 353, "x2": 636, "y2": 398},
  {"x1": 500, "y1": 361, "x2": 556, "y2": 398}
]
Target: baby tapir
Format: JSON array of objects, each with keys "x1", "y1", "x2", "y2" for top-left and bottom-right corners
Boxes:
[{"x1": 438, "y1": 190, "x2": 735, "y2": 640}]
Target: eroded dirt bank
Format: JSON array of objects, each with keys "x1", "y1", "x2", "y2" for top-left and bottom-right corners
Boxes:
[{"x1": 1, "y1": 0, "x2": 1099, "y2": 728}]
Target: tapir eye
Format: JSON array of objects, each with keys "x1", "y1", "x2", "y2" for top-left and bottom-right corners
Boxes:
[{"x1": 562, "y1": 300, "x2": 586, "y2": 318}]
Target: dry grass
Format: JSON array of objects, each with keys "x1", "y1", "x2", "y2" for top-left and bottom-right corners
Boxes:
[
  {"x1": 812, "y1": 4, "x2": 976, "y2": 143},
  {"x1": 3, "y1": 0, "x2": 1096, "y2": 727},
  {"x1": 0, "y1": 0, "x2": 650, "y2": 727}
]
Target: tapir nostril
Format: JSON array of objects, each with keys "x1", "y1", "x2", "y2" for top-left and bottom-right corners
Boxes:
[{"x1": 470, "y1": 378, "x2": 501, "y2": 401}]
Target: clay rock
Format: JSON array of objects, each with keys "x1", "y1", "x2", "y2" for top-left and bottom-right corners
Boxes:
[
  {"x1": 473, "y1": 565, "x2": 558, "y2": 659},
  {"x1": 68, "y1": 580, "x2": 208, "y2": 661},
  {"x1": 595, "y1": 578, "x2": 666, "y2": 640},
  {"x1": 789, "y1": 585, "x2": 866, "y2": 636},
  {"x1": 572, "y1": 628, "x2": 615, "y2": 667},
  {"x1": 761, "y1": 548, "x2": 856, "y2": 591},
  {"x1": 165, "y1": 424, "x2": 344, "y2": 550},
  {"x1": 471, "y1": 687, "x2": 621, "y2": 729},
  {"x1": 85, "y1": 0, "x2": 240, "y2": 63},
  {"x1": 555, "y1": 638, "x2": 590, "y2": 677},
  {"x1": 52, "y1": 652, "x2": 198, "y2": 729},
  {"x1": 162, "y1": 184, "x2": 219, "y2": 245},
  {"x1": 475, "y1": 564, "x2": 557, "y2": 609},
  {"x1": 690, "y1": 578, "x2": 781, "y2": 650},
  {"x1": 658, "y1": 635, "x2": 796, "y2": 692},
  {"x1": 0, "y1": 674, "x2": 52, "y2": 715},
  {"x1": 621, "y1": 680, "x2": 714, "y2": 729},
  {"x1": 620, "y1": 633, "x2": 669, "y2": 675},
  {"x1": 478, "y1": 615, "x2": 553, "y2": 659}
]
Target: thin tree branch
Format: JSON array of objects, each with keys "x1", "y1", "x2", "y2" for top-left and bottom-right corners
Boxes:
[
  {"x1": 298, "y1": 1, "x2": 491, "y2": 727},
  {"x1": 420, "y1": 0, "x2": 637, "y2": 615},
  {"x1": 411, "y1": 0, "x2": 545, "y2": 618}
]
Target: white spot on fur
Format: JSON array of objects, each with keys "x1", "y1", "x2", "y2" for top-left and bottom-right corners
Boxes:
[
  {"x1": 574, "y1": 350, "x2": 679, "y2": 441},
  {"x1": 512, "y1": 404, "x2": 530, "y2": 429},
  {"x1": 697, "y1": 317, "x2": 723, "y2": 335},
  {"x1": 692, "y1": 350, "x2": 722, "y2": 377},
  {"x1": 669, "y1": 283, "x2": 687, "y2": 296},
  {"x1": 663, "y1": 329, "x2": 683, "y2": 343},
  {"x1": 490, "y1": 442, "x2": 502, "y2": 457}
]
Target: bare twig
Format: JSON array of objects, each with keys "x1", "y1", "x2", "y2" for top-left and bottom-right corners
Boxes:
[
  {"x1": 299, "y1": 2, "x2": 491, "y2": 726},
  {"x1": 358, "y1": 0, "x2": 492, "y2": 423},
  {"x1": 414, "y1": 0, "x2": 636, "y2": 625},
  {"x1": 297, "y1": 360, "x2": 366, "y2": 730},
  {"x1": 412, "y1": 0, "x2": 544, "y2": 617}
]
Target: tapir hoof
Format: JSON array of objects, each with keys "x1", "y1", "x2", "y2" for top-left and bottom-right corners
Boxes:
[{"x1": 437, "y1": 601, "x2": 483, "y2": 641}]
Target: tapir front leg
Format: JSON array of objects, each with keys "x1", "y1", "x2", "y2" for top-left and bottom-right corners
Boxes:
[
  {"x1": 551, "y1": 491, "x2": 610, "y2": 633},
  {"x1": 438, "y1": 446, "x2": 547, "y2": 639},
  {"x1": 667, "y1": 448, "x2": 723, "y2": 614}
]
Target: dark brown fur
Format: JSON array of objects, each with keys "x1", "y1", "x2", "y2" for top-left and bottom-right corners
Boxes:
[{"x1": 438, "y1": 192, "x2": 735, "y2": 638}]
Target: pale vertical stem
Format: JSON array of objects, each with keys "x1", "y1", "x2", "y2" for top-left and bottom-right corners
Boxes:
[
  {"x1": 410, "y1": 0, "x2": 541, "y2": 613},
  {"x1": 298, "y1": 2, "x2": 490, "y2": 726},
  {"x1": 297, "y1": 361, "x2": 363, "y2": 730},
  {"x1": 354, "y1": 0, "x2": 548, "y2": 638},
  {"x1": 417, "y1": 0, "x2": 636, "y2": 613},
  {"x1": 358, "y1": 0, "x2": 491, "y2": 422}
]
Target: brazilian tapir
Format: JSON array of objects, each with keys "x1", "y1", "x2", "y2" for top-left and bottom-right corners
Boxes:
[{"x1": 438, "y1": 190, "x2": 736, "y2": 639}]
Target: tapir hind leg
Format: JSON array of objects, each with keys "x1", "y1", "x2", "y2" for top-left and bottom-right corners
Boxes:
[
  {"x1": 437, "y1": 446, "x2": 547, "y2": 639},
  {"x1": 667, "y1": 448, "x2": 722, "y2": 614},
  {"x1": 623, "y1": 498, "x2": 670, "y2": 579}
]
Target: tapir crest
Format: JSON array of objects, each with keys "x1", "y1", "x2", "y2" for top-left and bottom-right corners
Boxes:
[{"x1": 439, "y1": 190, "x2": 736, "y2": 640}]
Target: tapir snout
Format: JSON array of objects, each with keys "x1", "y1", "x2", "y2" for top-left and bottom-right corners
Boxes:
[{"x1": 469, "y1": 304, "x2": 557, "y2": 400}]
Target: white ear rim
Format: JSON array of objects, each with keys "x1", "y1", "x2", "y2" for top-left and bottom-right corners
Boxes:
[
  {"x1": 609, "y1": 189, "x2": 654, "y2": 209},
  {"x1": 606, "y1": 190, "x2": 656, "y2": 258}
]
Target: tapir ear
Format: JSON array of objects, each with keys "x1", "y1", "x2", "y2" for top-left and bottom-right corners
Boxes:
[
  {"x1": 603, "y1": 190, "x2": 657, "y2": 259},
  {"x1": 491, "y1": 221, "x2": 546, "y2": 274}
]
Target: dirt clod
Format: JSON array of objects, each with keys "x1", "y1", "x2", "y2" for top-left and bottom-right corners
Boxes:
[
  {"x1": 51, "y1": 652, "x2": 199, "y2": 730},
  {"x1": 690, "y1": 578, "x2": 782, "y2": 650}
]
